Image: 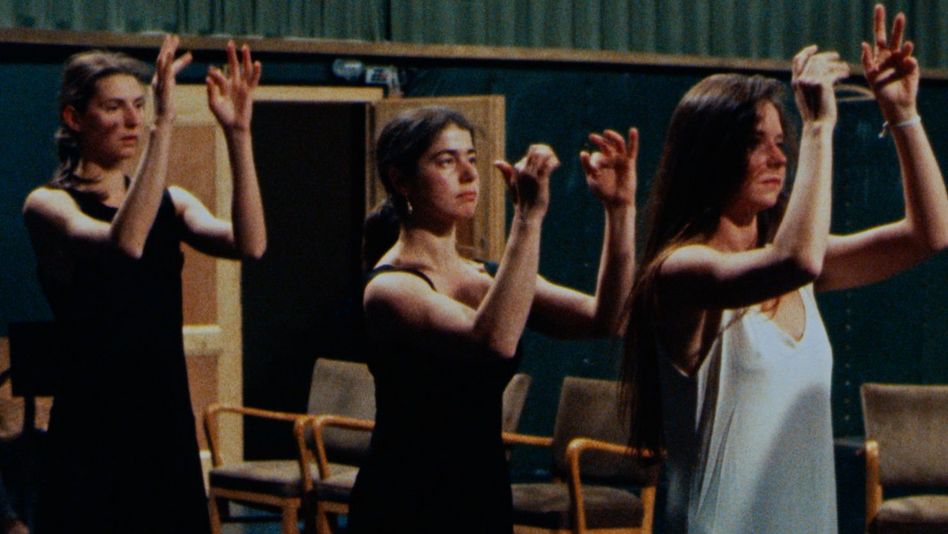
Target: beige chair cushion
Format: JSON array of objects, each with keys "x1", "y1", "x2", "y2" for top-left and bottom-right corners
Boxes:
[
  {"x1": 209, "y1": 460, "x2": 353, "y2": 497},
  {"x1": 870, "y1": 495, "x2": 948, "y2": 534},
  {"x1": 511, "y1": 482, "x2": 643, "y2": 529}
]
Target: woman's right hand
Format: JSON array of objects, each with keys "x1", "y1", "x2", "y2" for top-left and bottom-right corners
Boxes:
[
  {"x1": 152, "y1": 34, "x2": 193, "y2": 125},
  {"x1": 494, "y1": 144, "x2": 559, "y2": 222},
  {"x1": 791, "y1": 45, "x2": 850, "y2": 126}
]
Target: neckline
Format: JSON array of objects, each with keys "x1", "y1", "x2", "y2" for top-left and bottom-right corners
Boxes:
[{"x1": 748, "y1": 288, "x2": 807, "y2": 344}]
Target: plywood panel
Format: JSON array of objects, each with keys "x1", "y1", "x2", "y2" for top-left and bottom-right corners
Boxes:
[{"x1": 170, "y1": 125, "x2": 218, "y2": 325}]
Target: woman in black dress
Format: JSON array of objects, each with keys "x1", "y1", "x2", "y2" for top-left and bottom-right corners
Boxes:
[
  {"x1": 23, "y1": 36, "x2": 266, "y2": 533},
  {"x1": 350, "y1": 106, "x2": 639, "y2": 533}
]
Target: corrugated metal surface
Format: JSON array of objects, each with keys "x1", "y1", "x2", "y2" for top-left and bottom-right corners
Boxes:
[{"x1": 0, "y1": 1, "x2": 944, "y2": 69}]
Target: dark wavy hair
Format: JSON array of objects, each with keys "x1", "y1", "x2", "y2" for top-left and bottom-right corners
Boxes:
[
  {"x1": 621, "y1": 73, "x2": 795, "y2": 452},
  {"x1": 362, "y1": 106, "x2": 476, "y2": 271},
  {"x1": 49, "y1": 50, "x2": 150, "y2": 188}
]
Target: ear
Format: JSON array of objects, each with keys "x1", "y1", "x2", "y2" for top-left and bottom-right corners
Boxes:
[
  {"x1": 388, "y1": 167, "x2": 412, "y2": 199},
  {"x1": 62, "y1": 105, "x2": 82, "y2": 133}
]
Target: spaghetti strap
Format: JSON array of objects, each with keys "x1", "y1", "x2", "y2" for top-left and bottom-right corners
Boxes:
[{"x1": 366, "y1": 264, "x2": 437, "y2": 292}]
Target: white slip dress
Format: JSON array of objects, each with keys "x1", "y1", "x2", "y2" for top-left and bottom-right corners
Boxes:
[{"x1": 660, "y1": 284, "x2": 837, "y2": 534}]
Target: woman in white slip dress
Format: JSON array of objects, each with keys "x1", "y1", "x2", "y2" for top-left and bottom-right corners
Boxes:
[{"x1": 621, "y1": 5, "x2": 948, "y2": 533}]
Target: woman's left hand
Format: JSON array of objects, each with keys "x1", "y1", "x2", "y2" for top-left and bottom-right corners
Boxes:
[
  {"x1": 581, "y1": 127, "x2": 638, "y2": 209},
  {"x1": 861, "y1": 3, "x2": 919, "y2": 122},
  {"x1": 207, "y1": 40, "x2": 262, "y2": 132}
]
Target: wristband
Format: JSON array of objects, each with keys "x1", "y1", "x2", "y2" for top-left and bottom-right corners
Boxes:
[{"x1": 878, "y1": 115, "x2": 922, "y2": 138}]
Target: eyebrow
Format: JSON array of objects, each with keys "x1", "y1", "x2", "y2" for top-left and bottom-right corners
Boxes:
[{"x1": 431, "y1": 148, "x2": 477, "y2": 158}]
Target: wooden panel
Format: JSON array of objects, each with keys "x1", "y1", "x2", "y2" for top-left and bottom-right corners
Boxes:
[
  {"x1": 170, "y1": 125, "x2": 218, "y2": 325},
  {"x1": 371, "y1": 95, "x2": 507, "y2": 262}
]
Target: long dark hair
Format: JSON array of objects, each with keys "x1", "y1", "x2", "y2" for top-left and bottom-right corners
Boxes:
[
  {"x1": 50, "y1": 50, "x2": 150, "y2": 188},
  {"x1": 362, "y1": 106, "x2": 476, "y2": 271},
  {"x1": 621, "y1": 73, "x2": 795, "y2": 451}
]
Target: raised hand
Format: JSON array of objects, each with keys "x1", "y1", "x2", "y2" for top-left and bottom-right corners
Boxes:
[
  {"x1": 791, "y1": 45, "x2": 850, "y2": 126},
  {"x1": 580, "y1": 127, "x2": 638, "y2": 209},
  {"x1": 494, "y1": 144, "x2": 559, "y2": 222},
  {"x1": 861, "y1": 3, "x2": 919, "y2": 122},
  {"x1": 153, "y1": 34, "x2": 193, "y2": 124},
  {"x1": 207, "y1": 40, "x2": 262, "y2": 132}
]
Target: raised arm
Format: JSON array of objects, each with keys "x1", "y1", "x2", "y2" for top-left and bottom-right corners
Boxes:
[
  {"x1": 817, "y1": 4, "x2": 948, "y2": 292},
  {"x1": 173, "y1": 40, "x2": 266, "y2": 260},
  {"x1": 364, "y1": 145, "x2": 556, "y2": 359},
  {"x1": 660, "y1": 47, "x2": 849, "y2": 309},
  {"x1": 23, "y1": 35, "x2": 191, "y2": 263},
  {"x1": 528, "y1": 128, "x2": 638, "y2": 338}
]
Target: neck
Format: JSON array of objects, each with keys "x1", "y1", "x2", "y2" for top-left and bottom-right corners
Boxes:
[
  {"x1": 72, "y1": 159, "x2": 128, "y2": 206},
  {"x1": 395, "y1": 224, "x2": 461, "y2": 271},
  {"x1": 710, "y1": 211, "x2": 758, "y2": 252}
]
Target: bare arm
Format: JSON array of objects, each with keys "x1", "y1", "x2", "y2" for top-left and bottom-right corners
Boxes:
[
  {"x1": 364, "y1": 145, "x2": 557, "y2": 359},
  {"x1": 818, "y1": 5, "x2": 948, "y2": 291},
  {"x1": 178, "y1": 41, "x2": 266, "y2": 260},
  {"x1": 529, "y1": 128, "x2": 638, "y2": 338},
  {"x1": 660, "y1": 47, "x2": 849, "y2": 310}
]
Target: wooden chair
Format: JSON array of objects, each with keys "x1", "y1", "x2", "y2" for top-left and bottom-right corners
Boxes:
[
  {"x1": 861, "y1": 383, "x2": 948, "y2": 533},
  {"x1": 505, "y1": 376, "x2": 660, "y2": 534},
  {"x1": 297, "y1": 372, "x2": 533, "y2": 533},
  {"x1": 204, "y1": 358, "x2": 375, "y2": 534}
]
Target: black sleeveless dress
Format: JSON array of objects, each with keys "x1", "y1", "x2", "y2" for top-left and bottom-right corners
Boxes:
[
  {"x1": 348, "y1": 265, "x2": 519, "y2": 534},
  {"x1": 37, "y1": 188, "x2": 210, "y2": 533}
]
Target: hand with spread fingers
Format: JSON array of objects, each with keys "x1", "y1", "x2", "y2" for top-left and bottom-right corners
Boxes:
[
  {"x1": 152, "y1": 34, "x2": 193, "y2": 124},
  {"x1": 207, "y1": 40, "x2": 263, "y2": 132},
  {"x1": 861, "y1": 3, "x2": 919, "y2": 123},
  {"x1": 581, "y1": 127, "x2": 638, "y2": 210},
  {"x1": 790, "y1": 45, "x2": 850, "y2": 126},
  {"x1": 494, "y1": 144, "x2": 559, "y2": 222}
]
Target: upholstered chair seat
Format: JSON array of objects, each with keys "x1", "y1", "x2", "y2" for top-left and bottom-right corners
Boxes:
[{"x1": 869, "y1": 495, "x2": 948, "y2": 534}]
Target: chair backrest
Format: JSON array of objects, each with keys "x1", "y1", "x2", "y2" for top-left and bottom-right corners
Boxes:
[
  {"x1": 861, "y1": 382, "x2": 948, "y2": 487},
  {"x1": 551, "y1": 376, "x2": 658, "y2": 485},
  {"x1": 502, "y1": 373, "x2": 531, "y2": 433},
  {"x1": 306, "y1": 358, "x2": 376, "y2": 464}
]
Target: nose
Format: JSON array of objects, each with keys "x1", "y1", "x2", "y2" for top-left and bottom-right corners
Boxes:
[
  {"x1": 767, "y1": 141, "x2": 787, "y2": 166},
  {"x1": 459, "y1": 158, "x2": 478, "y2": 183},
  {"x1": 124, "y1": 104, "x2": 143, "y2": 128}
]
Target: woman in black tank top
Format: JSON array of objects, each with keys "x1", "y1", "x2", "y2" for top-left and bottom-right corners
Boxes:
[
  {"x1": 350, "y1": 106, "x2": 641, "y2": 533},
  {"x1": 22, "y1": 36, "x2": 266, "y2": 533}
]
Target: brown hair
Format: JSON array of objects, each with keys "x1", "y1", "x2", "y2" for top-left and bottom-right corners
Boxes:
[{"x1": 621, "y1": 73, "x2": 795, "y2": 451}]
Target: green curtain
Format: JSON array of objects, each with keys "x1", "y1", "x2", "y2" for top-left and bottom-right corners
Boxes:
[{"x1": 1, "y1": 1, "x2": 945, "y2": 69}]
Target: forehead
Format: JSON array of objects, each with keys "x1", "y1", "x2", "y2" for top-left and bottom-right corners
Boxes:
[
  {"x1": 427, "y1": 124, "x2": 475, "y2": 153},
  {"x1": 755, "y1": 102, "x2": 783, "y2": 134},
  {"x1": 92, "y1": 73, "x2": 145, "y2": 100}
]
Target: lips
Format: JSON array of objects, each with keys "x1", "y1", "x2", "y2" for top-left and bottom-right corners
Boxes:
[{"x1": 457, "y1": 192, "x2": 478, "y2": 201}]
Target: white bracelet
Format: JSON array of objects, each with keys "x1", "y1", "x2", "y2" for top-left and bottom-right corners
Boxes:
[{"x1": 878, "y1": 115, "x2": 922, "y2": 138}]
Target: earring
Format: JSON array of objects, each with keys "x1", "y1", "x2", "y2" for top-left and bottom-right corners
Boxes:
[{"x1": 406, "y1": 199, "x2": 413, "y2": 217}]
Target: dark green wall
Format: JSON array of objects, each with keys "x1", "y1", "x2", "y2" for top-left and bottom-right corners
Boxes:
[{"x1": 2, "y1": 43, "x2": 946, "y2": 470}]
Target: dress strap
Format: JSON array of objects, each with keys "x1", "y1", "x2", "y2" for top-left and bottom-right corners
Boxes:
[{"x1": 366, "y1": 265, "x2": 437, "y2": 291}]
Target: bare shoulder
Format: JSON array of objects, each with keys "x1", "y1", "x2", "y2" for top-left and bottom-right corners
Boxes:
[
  {"x1": 22, "y1": 187, "x2": 79, "y2": 228},
  {"x1": 363, "y1": 270, "x2": 436, "y2": 312},
  {"x1": 660, "y1": 244, "x2": 720, "y2": 277}
]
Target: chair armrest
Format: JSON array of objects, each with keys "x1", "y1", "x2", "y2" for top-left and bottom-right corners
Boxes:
[
  {"x1": 311, "y1": 414, "x2": 375, "y2": 479},
  {"x1": 565, "y1": 437, "x2": 660, "y2": 534},
  {"x1": 864, "y1": 439, "x2": 882, "y2": 526},
  {"x1": 203, "y1": 403, "x2": 307, "y2": 467},
  {"x1": 502, "y1": 431, "x2": 553, "y2": 448}
]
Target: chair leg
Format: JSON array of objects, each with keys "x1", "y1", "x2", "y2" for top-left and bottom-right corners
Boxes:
[
  {"x1": 315, "y1": 503, "x2": 333, "y2": 534},
  {"x1": 208, "y1": 495, "x2": 223, "y2": 534},
  {"x1": 281, "y1": 503, "x2": 301, "y2": 534}
]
